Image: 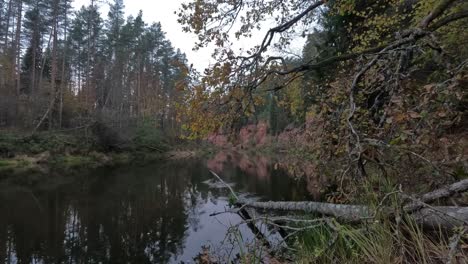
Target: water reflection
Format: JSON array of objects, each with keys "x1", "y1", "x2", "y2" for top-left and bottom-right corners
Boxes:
[
  {"x1": 0, "y1": 154, "x2": 318, "y2": 263},
  {"x1": 207, "y1": 151, "x2": 329, "y2": 201}
]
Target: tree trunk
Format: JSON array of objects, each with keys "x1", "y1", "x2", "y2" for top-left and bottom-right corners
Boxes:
[
  {"x1": 0, "y1": 1, "x2": 4, "y2": 43},
  {"x1": 234, "y1": 179, "x2": 468, "y2": 229},
  {"x1": 31, "y1": 36, "x2": 36, "y2": 94},
  {"x1": 403, "y1": 179, "x2": 468, "y2": 212},
  {"x1": 91, "y1": 0, "x2": 97, "y2": 110},
  {"x1": 4, "y1": 0, "x2": 12, "y2": 47},
  {"x1": 37, "y1": 29, "x2": 53, "y2": 95},
  {"x1": 48, "y1": 0, "x2": 59, "y2": 130},
  {"x1": 237, "y1": 199, "x2": 371, "y2": 222},
  {"x1": 59, "y1": 4, "x2": 68, "y2": 129},
  {"x1": 237, "y1": 200, "x2": 468, "y2": 228},
  {"x1": 85, "y1": 15, "x2": 90, "y2": 108},
  {"x1": 13, "y1": 0, "x2": 22, "y2": 96}
]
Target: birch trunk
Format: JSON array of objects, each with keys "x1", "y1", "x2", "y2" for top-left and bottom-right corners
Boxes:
[
  {"x1": 236, "y1": 179, "x2": 468, "y2": 228},
  {"x1": 237, "y1": 200, "x2": 371, "y2": 223}
]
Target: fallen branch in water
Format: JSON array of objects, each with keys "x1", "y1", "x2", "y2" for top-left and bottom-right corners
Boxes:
[
  {"x1": 238, "y1": 200, "x2": 468, "y2": 228},
  {"x1": 237, "y1": 200, "x2": 371, "y2": 223},
  {"x1": 209, "y1": 170, "x2": 275, "y2": 250},
  {"x1": 210, "y1": 170, "x2": 239, "y2": 200},
  {"x1": 236, "y1": 181, "x2": 468, "y2": 228},
  {"x1": 210, "y1": 170, "x2": 468, "y2": 228}
]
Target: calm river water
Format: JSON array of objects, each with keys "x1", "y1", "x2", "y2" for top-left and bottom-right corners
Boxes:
[{"x1": 0, "y1": 152, "x2": 317, "y2": 263}]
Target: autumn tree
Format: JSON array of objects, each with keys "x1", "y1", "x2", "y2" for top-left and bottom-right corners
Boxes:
[
  {"x1": 178, "y1": 0, "x2": 468, "y2": 180},
  {"x1": 0, "y1": 0, "x2": 190, "y2": 140}
]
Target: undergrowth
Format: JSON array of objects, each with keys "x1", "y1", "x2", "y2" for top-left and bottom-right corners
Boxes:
[
  {"x1": 294, "y1": 176, "x2": 467, "y2": 264},
  {"x1": 295, "y1": 215, "x2": 465, "y2": 263}
]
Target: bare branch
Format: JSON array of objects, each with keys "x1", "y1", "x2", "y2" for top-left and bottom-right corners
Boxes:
[
  {"x1": 429, "y1": 10, "x2": 468, "y2": 30},
  {"x1": 210, "y1": 170, "x2": 239, "y2": 200},
  {"x1": 419, "y1": 0, "x2": 458, "y2": 28},
  {"x1": 242, "y1": 0, "x2": 325, "y2": 62},
  {"x1": 404, "y1": 179, "x2": 468, "y2": 212}
]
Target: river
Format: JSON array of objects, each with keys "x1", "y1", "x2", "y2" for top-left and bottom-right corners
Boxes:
[{"x1": 0, "y1": 151, "x2": 320, "y2": 263}]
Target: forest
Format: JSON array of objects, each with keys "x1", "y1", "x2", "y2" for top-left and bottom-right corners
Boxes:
[
  {"x1": 0, "y1": 0, "x2": 467, "y2": 263},
  {"x1": 0, "y1": 0, "x2": 188, "y2": 135}
]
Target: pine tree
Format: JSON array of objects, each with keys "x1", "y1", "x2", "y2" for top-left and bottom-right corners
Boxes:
[
  {"x1": 104, "y1": 0, "x2": 125, "y2": 112},
  {"x1": 1, "y1": 0, "x2": 189, "y2": 131}
]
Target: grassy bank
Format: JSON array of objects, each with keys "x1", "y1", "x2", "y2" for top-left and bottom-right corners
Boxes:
[
  {"x1": 295, "y1": 217, "x2": 461, "y2": 263},
  {"x1": 206, "y1": 147, "x2": 468, "y2": 263},
  {"x1": 291, "y1": 173, "x2": 467, "y2": 263},
  {"x1": 0, "y1": 129, "x2": 174, "y2": 181}
]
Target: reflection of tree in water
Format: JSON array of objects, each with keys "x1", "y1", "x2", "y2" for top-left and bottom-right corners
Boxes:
[
  {"x1": 0, "y1": 160, "x2": 212, "y2": 264},
  {"x1": 184, "y1": 163, "x2": 228, "y2": 234},
  {"x1": 206, "y1": 150, "x2": 328, "y2": 201}
]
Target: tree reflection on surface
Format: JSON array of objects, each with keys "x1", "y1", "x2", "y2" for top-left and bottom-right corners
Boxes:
[{"x1": 0, "y1": 156, "x2": 315, "y2": 263}]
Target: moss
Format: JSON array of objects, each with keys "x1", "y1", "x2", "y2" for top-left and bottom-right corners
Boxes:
[
  {"x1": 51, "y1": 155, "x2": 94, "y2": 170},
  {"x1": 0, "y1": 159, "x2": 19, "y2": 172},
  {"x1": 108, "y1": 152, "x2": 133, "y2": 165},
  {"x1": 0, "y1": 157, "x2": 41, "y2": 177}
]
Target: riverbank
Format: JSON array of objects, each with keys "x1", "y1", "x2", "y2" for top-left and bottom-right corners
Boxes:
[
  {"x1": 1, "y1": 136, "x2": 467, "y2": 263},
  {"x1": 0, "y1": 130, "x2": 204, "y2": 185},
  {"x1": 200, "y1": 148, "x2": 468, "y2": 263},
  {"x1": 2, "y1": 127, "x2": 467, "y2": 263}
]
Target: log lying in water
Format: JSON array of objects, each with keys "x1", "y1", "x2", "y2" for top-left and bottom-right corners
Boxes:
[
  {"x1": 209, "y1": 170, "x2": 468, "y2": 228},
  {"x1": 237, "y1": 200, "x2": 371, "y2": 222},
  {"x1": 232, "y1": 177, "x2": 468, "y2": 229},
  {"x1": 237, "y1": 199, "x2": 468, "y2": 228}
]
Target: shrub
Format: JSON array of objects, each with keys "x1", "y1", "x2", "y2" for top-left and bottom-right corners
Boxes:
[{"x1": 131, "y1": 119, "x2": 169, "y2": 152}]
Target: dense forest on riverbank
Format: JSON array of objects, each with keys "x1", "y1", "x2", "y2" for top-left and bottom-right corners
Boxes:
[
  {"x1": 0, "y1": 0, "x2": 194, "y2": 172},
  {"x1": 0, "y1": 0, "x2": 189, "y2": 137},
  {"x1": 1, "y1": 0, "x2": 468, "y2": 263}
]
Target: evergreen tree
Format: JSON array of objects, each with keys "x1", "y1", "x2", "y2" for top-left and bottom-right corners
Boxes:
[{"x1": 0, "y1": 0, "x2": 189, "y2": 132}]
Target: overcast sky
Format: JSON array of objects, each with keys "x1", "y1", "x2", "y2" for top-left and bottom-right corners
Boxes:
[{"x1": 72, "y1": 0, "x2": 305, "y2": 72}]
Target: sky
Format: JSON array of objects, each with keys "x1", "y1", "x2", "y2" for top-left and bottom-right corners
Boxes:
[{"x1": 72, "y1": 0, "x2": 306, "y2": 72}]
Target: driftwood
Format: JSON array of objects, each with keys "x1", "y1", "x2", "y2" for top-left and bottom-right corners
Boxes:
[{"x1": 209, "y1": 171, "x2": 468, "y2": 229}]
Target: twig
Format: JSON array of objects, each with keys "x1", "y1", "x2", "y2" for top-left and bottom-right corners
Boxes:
[
  {"x1": 364, "y1": 138, "x2": 441, "y2": 172},
  {"x1": 210, "y1": 204, "x2": 248, "y2": 217},
  {"x1": 210, "y1": 170, "x2": 239, "y2": 200},
  {"x1": 368, "y1": 190, "x2": 402, "y2": 219}
]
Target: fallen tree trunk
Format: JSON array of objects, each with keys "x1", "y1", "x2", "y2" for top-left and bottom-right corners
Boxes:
[
  {"x1": 234, "y1": 178, "x2": 468, "y2": 229},
  {"x1": 413, "y1": 207, "x2": 468, "y2": 229},
  {"x1": 404, "y1": 179, "x2": 468, "y2": 212},
  {"x1": 237, "y1": 200, "x2": 371, "y2": 223},
  {"x1": 237, "y1": 200, "x2": 468, "y2": 228},
  {"x1": 209, "y1": 170, "x2": 468, "y2": 228}
]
